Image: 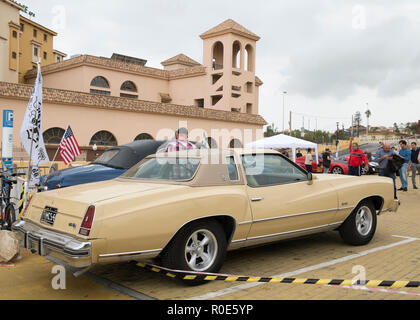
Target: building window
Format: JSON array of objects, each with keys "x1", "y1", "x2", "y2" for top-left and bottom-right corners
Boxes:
[
  {"x1": 212, "y1": 41, "x2": 224, "y2": 71},
  {"x1": 90, "y1": 131, "x2": 117, "y2": 146},
  {"x1": 20, "y1": 24, "x2": 24, "y2": 32},
  {"x1": 34, "y1": 47, "x2": 39, "y2": 57},
  {"x1": 120, "y1": 81, "x2": 137, "y2": 92},
  {"x1": 246, "y1": 82, "x2": 253, "y2": 93},
  {"x1": 12, "y1": 30, "x2": 17, "y2": 38},
  {"x1": 208, "y1": 137, "x2": 218, "y2": 149},
  {"x1": 33, "y1": 29, "x2": 37, "y2": 38},
  {"x1": 246, "y1": 103, "x2": 253, "y2": 114},
  {"x1": 43, "y1": 128, "x2": 66, "y2": 144},
  {"x1": 232, "y1": 41, "x2": 241, "y2": 69},
  {"x1": 90, "y1": 76, "x2": 110, "y2": 88},
  {"x1": 229, "y1": 139, "x2": 243, "y2": 149},
  {"x1": 245, "y1": 44, "x2": 254, "y2": 72},
  {"x1": 56, "y1": 56, "x2": 61, "y2": 63},
  {"x1": 194, "y1": 99, "x2": 204, "y2": 108},
  {"x1": 43, "y1": 52, "x2": 47, "y2": 60},
  {"x1": 12, "y1": 52, "x2": 17, "y2": 59},
  {"x1": 44, "y1": 34, "x2": 47, "y2": 42},
  {"x1": 120, "y1": 93, "x2": 138, "y2": 99},
  {"x1": 90, "y1": 89, "x2": 111, "y2": 96},
  {"x1": 134, "y1": 133, "x2": 154, "y2": 141},
  {"x1": 120, "y1": 81, "x2": 137, "y2": 98}
]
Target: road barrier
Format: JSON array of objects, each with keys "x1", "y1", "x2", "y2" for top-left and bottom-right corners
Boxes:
[{"x1": 138, "y1": 263, "x2": 420, "y2": 289}]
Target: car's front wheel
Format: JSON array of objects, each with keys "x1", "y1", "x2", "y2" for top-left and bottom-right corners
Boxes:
[
  {"x1": 331, "y1": 166, "x2": 344, "y2": 175},
  {"x1": 339, "y1": 200, "x2": 377, "y2": 246},
  {"x1": 161, "y1": 220, "x2": 227, "y2": 285}
]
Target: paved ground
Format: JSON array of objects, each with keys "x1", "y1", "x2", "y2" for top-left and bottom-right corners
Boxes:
[{"x1": 1, "y1": 181, "x2": 419, "y2": 300}]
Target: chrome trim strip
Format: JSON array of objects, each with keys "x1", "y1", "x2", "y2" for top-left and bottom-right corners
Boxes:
[
  {"x1": 238, "y1": 221, "x2": 252, "y2": 226},
  {"x1": 247, "y1": 222, "x2": 342, "y2": 241},
  {"x1": 252, "y1": 208, "x2": 339, "y2": 224},
  {"x1": 99, "y1": 248, "x2": 162, "y2": 258}
]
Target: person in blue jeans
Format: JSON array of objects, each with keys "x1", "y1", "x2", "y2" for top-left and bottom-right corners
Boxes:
[
  {"x1": 398, "y1": 140, "x2": 412, "y2": 192},
  {"x1": 376, "y1": 142, "x2": 397, "y2": 199}
]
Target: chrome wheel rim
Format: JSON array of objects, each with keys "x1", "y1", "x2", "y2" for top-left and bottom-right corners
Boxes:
[
  {"x1": 356, "y1": 206, "x2": 373, "y2": 236},
  {"x1": 333, "y1": 167, "x2": 343, "y2": 174},
  {"x1": 185, "y1": 229, "x2": 218, "y2": 272}
]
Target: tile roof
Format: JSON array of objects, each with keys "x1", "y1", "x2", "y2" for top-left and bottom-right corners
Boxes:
[
  {"x1": 0, "y1": 81, "x2": 267, "y2": 126},
  {"x1": 24, "y1": 55, "x2": 207, "y2": 81},
  {"x1": 161, "y1": 54, "x2": 201, "y2": 67},
  {"x1": 200, "y1": 19, "x2": 260, "y2": 41}
]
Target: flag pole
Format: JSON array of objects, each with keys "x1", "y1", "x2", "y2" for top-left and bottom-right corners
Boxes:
[{"x1": 48, "y1": 146, "x2": 60, "y2": 173}]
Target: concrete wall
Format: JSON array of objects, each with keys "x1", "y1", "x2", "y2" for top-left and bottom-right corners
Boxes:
[{"x1": 0, "y1": 0, "x2": 20, "y2": 83}]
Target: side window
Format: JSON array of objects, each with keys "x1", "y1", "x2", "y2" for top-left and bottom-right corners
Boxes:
[
  {"x1": 241, "y1": 154, "x2": 308, "y2": 187},
  {"x1": 226, "y1": 156, "x2": 239, "y2": 181}
]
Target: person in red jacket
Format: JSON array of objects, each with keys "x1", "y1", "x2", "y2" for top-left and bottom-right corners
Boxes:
[{"x1": 348, "y1": 139, "x2": 369, "y2": 176}]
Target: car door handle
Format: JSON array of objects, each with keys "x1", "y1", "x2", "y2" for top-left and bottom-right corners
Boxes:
[{"x1": 251, "y1": 197, "x2": 264, "y2": 202}]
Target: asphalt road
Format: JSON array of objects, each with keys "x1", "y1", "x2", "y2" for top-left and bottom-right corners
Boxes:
[{"x1": 1, "y1": 179, "x2": 419, "y2": 300}]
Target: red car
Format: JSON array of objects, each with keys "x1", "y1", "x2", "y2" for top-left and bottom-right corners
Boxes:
[{"x1": 296, "y1": 156, "x2": 349, "y2": 175}]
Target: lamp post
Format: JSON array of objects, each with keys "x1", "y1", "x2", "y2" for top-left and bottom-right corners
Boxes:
[{"x1": 282, "y1": 91, "x2": 287, "y2": 133}]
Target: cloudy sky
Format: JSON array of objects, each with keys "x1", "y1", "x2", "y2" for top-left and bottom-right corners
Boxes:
[{"x1": 21, "y1": 0, "x2": 420, "y2": 132}]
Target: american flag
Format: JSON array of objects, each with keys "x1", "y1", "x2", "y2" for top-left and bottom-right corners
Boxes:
[{"x1": 59, "y1": 126, "x2": 81, "y2": 165}]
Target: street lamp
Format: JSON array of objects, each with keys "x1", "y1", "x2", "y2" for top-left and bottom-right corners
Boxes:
[{"x1": 282, "y1": 91, "x2": 287, "y2": 133}]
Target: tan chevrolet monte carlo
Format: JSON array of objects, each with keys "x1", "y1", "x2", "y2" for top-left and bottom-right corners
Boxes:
[{"x1": 13, "y1": 149, "x2": 399, "y2": 278}]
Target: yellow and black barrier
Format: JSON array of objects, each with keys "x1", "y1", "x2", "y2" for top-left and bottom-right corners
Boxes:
[
  {"x1": 137, "y1": 263, "x2": 420, "y2": 289},
  {"x1": 18, "y1": 183, "x2": 25, "y2": 219}
]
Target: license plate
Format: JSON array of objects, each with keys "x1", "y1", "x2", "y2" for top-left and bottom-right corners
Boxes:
[{"x1": 40, "y1": 207, "x2": 58, "y2": 226}]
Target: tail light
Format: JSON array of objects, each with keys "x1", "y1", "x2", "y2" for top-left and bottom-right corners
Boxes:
[{"x1": 79, "y1": 205, "x2": 95, "y2": 237}]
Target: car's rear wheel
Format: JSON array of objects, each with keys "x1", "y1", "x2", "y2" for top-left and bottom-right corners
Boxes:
[
  {"x1": 161, "y1": 220, "x2": 227, "y2": 285},
  {"x1": 339, "y1": 200, "x2": 377, "y2": 246},
  {"x1": 332, "y1": 166, "x2": 344, "y2": 175}
]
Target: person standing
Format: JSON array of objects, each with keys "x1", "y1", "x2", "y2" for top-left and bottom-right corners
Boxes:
[
  {"x1": 164, "y1": 127, "x2": 197, "y2": 152},
  {"x1": 375, "y1": 142, "x2": 397, "y2": 199},
  {"x1": 305, "y1": 149, "x2": 313, "y2": 173},
  {"x1": 398, "y1": 140, "x2": 411, "y2": 192},
  {"x1": 408, "y1": 142, "x2": 420, "y2": 190},
  {"x1": 348, "y1": 140, "x2": 369, "y2": 176},
  {"x1": 322, "y1": 149, "x2": 331, "y2": 174}
]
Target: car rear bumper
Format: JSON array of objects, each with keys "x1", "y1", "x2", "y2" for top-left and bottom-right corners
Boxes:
[{"x1": 12, "y1": 220, "x2": 92, "y2": 269}]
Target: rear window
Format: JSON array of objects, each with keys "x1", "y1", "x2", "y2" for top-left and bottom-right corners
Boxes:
[
  {"x1": 92, "y1": 149, "x2": 119, "y2": 164},
  {"x1": 123, "y1": 157, "x2": 200, "y2": 181}
]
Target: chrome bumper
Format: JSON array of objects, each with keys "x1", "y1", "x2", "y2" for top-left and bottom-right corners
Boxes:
[{"x1": 12, "y1": 220, "x2": 92, "y2": 269}]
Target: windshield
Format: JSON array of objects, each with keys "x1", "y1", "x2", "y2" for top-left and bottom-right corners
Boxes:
[
  {"x1": 123, "y1": 157, "x2": 200, "y2": 181},
  {"x1": 92, "y1": 150, "x2": 120, "y2": 166}
]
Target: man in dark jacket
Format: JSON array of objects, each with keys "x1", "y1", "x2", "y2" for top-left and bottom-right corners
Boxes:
[
  {"x1": 322, "y1": 149, "x2": 331, "y2": 174},
  {"x1": 348, "y1": 140, "x2": 369, "y2": 176}
]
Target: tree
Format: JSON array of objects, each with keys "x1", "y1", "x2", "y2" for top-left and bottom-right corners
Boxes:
[
  {"x1": 393, "y1": 123, "x2": 400, "y2": 134},
  {"x1": 365, "y1": 109, "x2": 371, "y2": 136},
  {"x1": 264, "y1": 124, "x2": 281, "y2": 138},
  {"x1": 354, "y1": 111, "x2": 362, "y2": 137}
]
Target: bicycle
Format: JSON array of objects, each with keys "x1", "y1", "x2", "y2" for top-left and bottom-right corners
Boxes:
[{"x1": 0, "y1": 172, "x2": 25, "y2": 231}]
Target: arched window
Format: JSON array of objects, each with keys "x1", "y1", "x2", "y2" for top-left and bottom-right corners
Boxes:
[
  {"x1": 232, "y1": 41, "x2": 241, "y2": 69},
  {"x1": 245, "y1": 44, "x2": 254, "y2": 72},
  {"x1": 208, "y1": 137, "x2": 218, "y2": 149},
  {"x1": 89, "y1": 131, "x2": 117, "y2": 146},
  {"x1": 90, "y1": 76, "x2": 110, "y2": 95},
  {"x1": 121, "y1": 81, "x2": 137, "y2": 92},
  {"x1": 43, "y1": 127, "x2": 65, "y2": 144},
  {"x1": 90, "y1": 76, "x2": 110, "y2": 88},
  {"x1": 229, "y1": 139, "x2": 243, "y2": 149},
  {"x1": 134, "y1": 133, "x2": 154, "y2": 141},
  {"x1": 212, "y1": 41, "x2": 224, "y2": 71},
  {"x1": 120, "y1": 81, "x2": 138, "y2": 99}
]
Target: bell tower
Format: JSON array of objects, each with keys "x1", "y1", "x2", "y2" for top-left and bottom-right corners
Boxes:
[{"x1": 200, "y1": 19, "x2": 261, "y2": 115}]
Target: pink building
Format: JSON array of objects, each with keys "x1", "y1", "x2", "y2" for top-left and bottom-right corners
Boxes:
[{"x1": 0, "y1": 19, "x2": 267, "y2": 161}]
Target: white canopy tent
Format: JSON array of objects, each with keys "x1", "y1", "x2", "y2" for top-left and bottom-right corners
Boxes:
[{"x1": 245, "y1": 134, "x2": 319, "y2": 163}]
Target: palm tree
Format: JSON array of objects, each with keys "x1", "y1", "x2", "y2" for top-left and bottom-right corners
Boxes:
[{"x1": 365, "y1": 109, "x2": 371, "y2": 137}]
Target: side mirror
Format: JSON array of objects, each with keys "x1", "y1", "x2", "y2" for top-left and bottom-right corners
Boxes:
[{"x1": 307, "y1": 172, "x2": 314, "y2": 185}]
